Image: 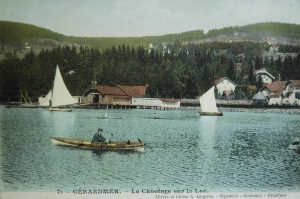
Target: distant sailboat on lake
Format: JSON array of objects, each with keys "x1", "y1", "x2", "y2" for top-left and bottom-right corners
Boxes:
[
  {"x1": 40, "y1": 65, "x2": 76, "y2": 112},
  {"x1": 18, "y1": 89, "x2": 38, "y2": 108},
  {"x1": 198, "y1": 86, "x2": 223, "y2": 116}
]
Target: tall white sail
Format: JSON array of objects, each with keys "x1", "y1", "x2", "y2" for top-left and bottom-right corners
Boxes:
[
  {"x1": 199, "y1": 86, "x2": 219, "y2": 113},
  {"x1": 38, "y1": 90, "x2": 52, "y2": 106},
  {"x1": 51, "y1": 65, "x2": 76, "y2": 107}
]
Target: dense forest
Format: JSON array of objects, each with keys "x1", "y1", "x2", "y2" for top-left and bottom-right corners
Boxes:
[{"x1": 1, "y1": 41, "x2": 300, "y2": 102}]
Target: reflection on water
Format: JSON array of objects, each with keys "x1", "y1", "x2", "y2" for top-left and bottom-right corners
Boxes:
[{"x1": 0, "y1": 107, "x2": 299, "y2": 192}]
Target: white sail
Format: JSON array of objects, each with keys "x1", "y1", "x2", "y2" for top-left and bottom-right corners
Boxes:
[
  {"x1": 51, "y1": 65, "x2": 76, "y2": 107},
  {"x1": 38, "y1": 90, "x2": 52, "y2": 106},
  {"x1": 199, "y1": 86, "x2": 220, "y2": 114}
]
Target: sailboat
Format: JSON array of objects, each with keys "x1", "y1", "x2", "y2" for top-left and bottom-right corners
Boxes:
[
  {"x1": 38, "y1": 90, "x2": 52, "y2": 107},
  {"x1": 198, "y1": 86, "x2": 223, "y2": 116},
  {"x1": 42, "y1": 65, "x2": 76, "y2": 112},
  {"x1": 18, "y1": 89, "x2": 39, "y2": 108}
]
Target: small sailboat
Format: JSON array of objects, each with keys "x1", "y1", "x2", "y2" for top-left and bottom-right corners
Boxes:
[
  {"x1": 18, "y1": 89, "x2": 39, "y2": 108},
  {"x1": 42, "y1": 65, "x2": 76, "y2": 112},
  {"x1": 38, "y1": 90, "x2": 52, "y2": 107},
  {"x1": 198, "y1": 86, "x2": 223, "y2": 116}
]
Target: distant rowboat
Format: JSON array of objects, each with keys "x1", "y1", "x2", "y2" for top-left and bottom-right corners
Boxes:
[{"x1": 51, "y1": 137, "x2": 145, "y2": 152}]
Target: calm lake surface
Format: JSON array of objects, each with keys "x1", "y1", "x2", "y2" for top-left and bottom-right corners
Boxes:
[{"x1": 0, "y1": 105, "x2": 299, "y2": 192}]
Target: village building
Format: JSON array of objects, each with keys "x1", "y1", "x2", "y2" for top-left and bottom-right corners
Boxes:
[
  {"x1": 131, "y1": 97, "x2": 180, "y2": 109},
  {"x1": 160, "y1": 98, "x2": 180, "y2": 109},
  {"x1": 264, "y1": 45, "x2": 298, "y2": 61},
  {"x1": 131, "y1": 97, "x2": 162, "y2": 108},
  {"x1": 261, "y1": 81, "x2": 286, "y2": 105},
  {"x1": 252, "y1": 91, "x2": 268, "y2": 106},
  {"x1": 261, "y1": 80, "x2": 300, "y2": 106},
  {"x1": 282, "y1": 80, "x2": 300, "y2": 105},
  {"x1": 215, "y1": 77, "x2": 237, "y2": 97},
  {"x1": 269, "y1": 45, "x2": 279, "y2": 54},
  {"x1": 254, "y1": 68, "x2": 275, "y2": 84},
  {"x1": 82, "y1": 85, "x2": 147, "y2": 106}
]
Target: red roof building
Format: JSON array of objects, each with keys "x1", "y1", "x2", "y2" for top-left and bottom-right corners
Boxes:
[
  {"x1": 83, "y1": 85, "x2": 147, "y2": 105},
  {"x1": 117, "y1": 85, "x2": 147, "y2": 97},
  {"x1": 264, "y1": 81, "x2": 287, "y2": 97}
]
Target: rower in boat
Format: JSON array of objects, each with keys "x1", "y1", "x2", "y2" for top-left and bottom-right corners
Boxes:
[{"x1": 91, "y1": 128, "x2": 106, "y2": 144}]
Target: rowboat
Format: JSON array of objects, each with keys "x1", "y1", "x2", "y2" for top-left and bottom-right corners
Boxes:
[{"x1": 51, "y1": 137, "x2": 145, "y2": 152}]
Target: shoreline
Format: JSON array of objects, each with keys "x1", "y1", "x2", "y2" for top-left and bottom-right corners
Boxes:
[
  {"x1": 1, "y1": 104, "x2": 300, "y2": 114},
  {"x1": 218, "y1": 107, "x2": 300, "y2": 114},
  {"x1": 179, "y1": 106, "x2": 300, "y2": 114}
]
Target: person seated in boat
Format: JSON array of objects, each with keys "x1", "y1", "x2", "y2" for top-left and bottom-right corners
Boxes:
[{"x1": 91, "y1": 128, "x2": 106, "y2": 144}]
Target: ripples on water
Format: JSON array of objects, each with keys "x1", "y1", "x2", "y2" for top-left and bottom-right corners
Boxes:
[{"x1": 0, "y1": 106, "x2": 299, "y2": 192}]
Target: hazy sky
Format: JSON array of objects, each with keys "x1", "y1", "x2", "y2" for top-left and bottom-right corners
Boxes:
[{"x1": 1, "y1": 0, "x2": 300, "y2": 37}]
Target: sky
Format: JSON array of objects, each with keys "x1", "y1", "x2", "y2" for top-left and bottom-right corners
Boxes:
[{"x1": 1, "y1": 0, "x2": 300, "y2": 37}]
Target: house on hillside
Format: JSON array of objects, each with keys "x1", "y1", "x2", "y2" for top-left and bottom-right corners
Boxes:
[
  {"x1": 82, "y1": 85, "x2": 147, "y2": 105},
  {"x1": 264, "y1": 45, "x2": 298, "y2": 61},
  {"x1": 282, "y1": 80, "x2": 300, "y2": 105},
  {"x1": 261, "y1": 80, "x2": 300, "y2": 106},
  {"x1": 261, "y1": 81, "x2": 286, "y2": 105},
  {"x1": 215, "y1": 77, "x2": 237, "y2": 97},
  {"x1": 254, "y1": 68, "x2": 275, "y2": 84},
  {"x1": 252, "y1": 91, "x2": 268, "y2": 106},
  {"x1": 269, "y1": 45, "x2": 279, "y2": 54}
]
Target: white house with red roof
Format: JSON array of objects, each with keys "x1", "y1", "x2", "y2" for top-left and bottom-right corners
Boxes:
[
  {"x1": 262, "y1": 81, "x2": 286, "y2": 105},
  {"x1": 261, "y1": 80, "x2": 300, "y2": 105}
]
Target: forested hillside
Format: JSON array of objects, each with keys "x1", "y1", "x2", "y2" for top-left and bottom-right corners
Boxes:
[
  {"x1": 0, "y1": 21, "x2": 205, "y2": 51},
  {"x1": 1, "y1": 42, "x2": 300, "y2": 102},
  {"x1": 206, "y1": 22, "x2": 300, "y2": 39},
  {"x1": 1, "y1": 21, "x2": 300, "y2": 53},
  {"x1": 0, "y1": 21, "x2": 300, "y2": 102}
]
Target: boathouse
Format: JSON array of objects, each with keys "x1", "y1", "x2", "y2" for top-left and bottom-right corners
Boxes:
[
  {"x1": 82, "y1": 85, "x2": 147, "y2": 106},
  {"x1": 160, "y1": 98, "x2": 180, "y2": 109},
  {"x1": 131, "y1": 97, "x2": 180, "y2": 109}
]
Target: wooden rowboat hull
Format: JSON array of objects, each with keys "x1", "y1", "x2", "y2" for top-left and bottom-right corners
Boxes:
[
  {"x1": 199, "y1": 112, "x2": 223, "y2": 116},
  {"x1": 49, "y1": 107, "x2": 72, "y2": 112},
  {"x1": 51, "y1": 137, "x2": 144, "y2": 152}
]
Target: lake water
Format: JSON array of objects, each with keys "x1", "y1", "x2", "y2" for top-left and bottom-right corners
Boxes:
[{"x1": 0, "y1": 105, "x2": 299, "y2": 192}]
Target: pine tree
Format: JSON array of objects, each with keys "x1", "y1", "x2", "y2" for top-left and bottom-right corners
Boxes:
[
  {"x1": 248, "y1": 63, "x2": 255, "y2": 84},
  {"x1": 226, "y1": 59, "x2": 235, "y2": 81}
]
